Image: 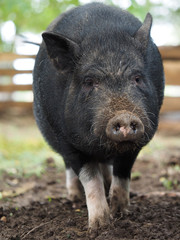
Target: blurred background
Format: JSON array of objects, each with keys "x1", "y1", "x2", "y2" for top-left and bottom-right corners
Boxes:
[{"x1": 0, "y1": 0, "x2": 180, "y2": 194}]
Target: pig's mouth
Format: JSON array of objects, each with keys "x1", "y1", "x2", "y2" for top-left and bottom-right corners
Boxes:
[{"x1": 101, "y1": 137, "x2": 141, "y2": 155}]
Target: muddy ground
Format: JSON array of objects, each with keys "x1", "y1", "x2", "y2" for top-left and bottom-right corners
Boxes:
[{"x1": 0, "y1": 112, "x2": 180, "y2": 240}]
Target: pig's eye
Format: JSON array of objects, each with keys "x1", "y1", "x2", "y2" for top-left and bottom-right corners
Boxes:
[
  {"x1": 84, "y1": 78, "x2": 94, "y2": 87},
  {"x1": 134, "y1": 75, "x2": 142, "y2": 85},
  {"x1": 83, "y1": 77, "x2": 99, "y2": 91}
]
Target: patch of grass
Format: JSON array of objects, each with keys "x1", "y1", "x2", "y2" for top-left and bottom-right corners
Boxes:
[
  {"x1": 139, "y1": 137, "x2": 164, "y2": 158},
  {"x1": 131, "y1": 171, "x2": 142, "y2": 180},
  {"x1": 159, "y1": 177, "x2": 180, "y2": 190},
  {"x1": 0, "y1": 135, "x2": 64, "y2": 178}
]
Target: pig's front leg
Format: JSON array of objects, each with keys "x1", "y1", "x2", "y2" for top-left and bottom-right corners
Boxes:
[
  {"x1": 110, "y1": 151, "x2": 139, "y2": 216},
  {"x1": 79, "y1": 162, "x2": 110, "y2": 229}
]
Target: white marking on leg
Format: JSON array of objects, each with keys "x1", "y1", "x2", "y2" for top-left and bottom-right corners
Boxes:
[
  {"x1": 79, "y1": 164, "x2": 110, "y2": 229},
  {"x1": 66, "y1": 168, "x2": 82, "y2": 201},
  {"x1": 109, "y1": 176, "x2": 130, "y2": 215}
]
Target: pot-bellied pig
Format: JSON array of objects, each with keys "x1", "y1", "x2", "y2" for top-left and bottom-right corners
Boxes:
[{"x1": 33, "y1": 2, "x2": 164, "y2": 230}]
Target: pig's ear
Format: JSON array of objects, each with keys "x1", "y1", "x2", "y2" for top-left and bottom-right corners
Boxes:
[
  {"x1": 42, "y1": 31, "x2": 80, "y2": 70},
  {"x1": 134, "y1": 13, "x2": 152, "y2": 51}
]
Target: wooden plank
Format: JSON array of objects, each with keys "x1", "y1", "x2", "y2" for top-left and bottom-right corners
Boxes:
[
  {"x1": 161, "y1": 97, "x2": 180, "y2": 113},
  {"x1": 159, "y1": 46, "x2": 180, "y2": 60},
  {"x1": 163, "y1": 60, "x2": 180, "y2": 85},
  {"x1": 0, "y1": 101, "x2": 33, "y2": 110},
  {"x1": 0, "y1": 84, "x2": 32, "y2": 92},
  {"x1": 0, "y1": 53, "x2": 36, "y2": 61},
  {"x1": 0, "y1": 69, "x2": 32, "y2": 76}
]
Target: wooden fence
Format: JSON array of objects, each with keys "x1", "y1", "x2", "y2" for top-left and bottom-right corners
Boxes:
[
  {"x1": 0, "y1": 46, "x2": 180, "y2": 113},
  {"x1": 0, "y1": 53, "x2": 35, "y2": 111},
  {"x1": 159, "y1": 46, "x2": 180, "y2": 113}
]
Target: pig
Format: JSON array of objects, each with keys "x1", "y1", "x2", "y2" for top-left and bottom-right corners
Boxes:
[{"x1": 33, "y1": 2, "x2": 164, "y2": 230}]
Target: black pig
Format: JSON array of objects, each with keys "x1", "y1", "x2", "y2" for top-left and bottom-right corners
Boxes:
[{"x1": 33, "y1": 2, "x2": 164, "y2": 230}]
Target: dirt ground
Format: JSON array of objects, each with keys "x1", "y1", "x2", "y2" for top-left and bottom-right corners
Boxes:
[{"x1": 0, "y1": 111, "x2": 180, "y2": 240}]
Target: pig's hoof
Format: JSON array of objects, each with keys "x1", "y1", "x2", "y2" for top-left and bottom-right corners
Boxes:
[
  {"x1": 68, "y1": 189, "x2": 83, "y2": 202},
  {"x1": 88, "y1": 228, "x2": 99, "y2": 239},
  {"x1": 88, "y1": 209, "x2": 110, "y2": 231},
  {"x1": 110, "y1": 189, "x2": 129, "y2": 216},
  {"x1": 88, "y1": 218, "x2": 109, "y2": 238},
  {"x1": 68, "y1": 182, "x2": 83, "y2": 202}
]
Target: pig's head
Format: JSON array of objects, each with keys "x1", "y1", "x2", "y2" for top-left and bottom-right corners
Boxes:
[{"x1": 42, "y1": 13, "x2": 163, "y2": 156}]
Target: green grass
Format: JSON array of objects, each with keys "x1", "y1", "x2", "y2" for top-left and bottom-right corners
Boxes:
[{"x1": 0, "y1": 132, "x2": 64, "y2": 178}]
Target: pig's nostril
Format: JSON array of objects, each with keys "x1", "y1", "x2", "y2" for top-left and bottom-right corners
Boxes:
[
  {"x1": 130, "y1": 122, "x2": 137, "y2": 133},
  {"x1": 113, "y1": 123, "x2": 120, "y2": 132}
]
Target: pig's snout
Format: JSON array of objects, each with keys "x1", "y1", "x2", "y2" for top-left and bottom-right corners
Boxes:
[{"x1": 106, "y1": 111, "x2": 144, "y2": 142}]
